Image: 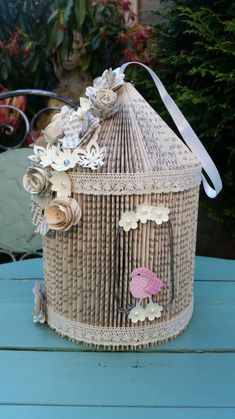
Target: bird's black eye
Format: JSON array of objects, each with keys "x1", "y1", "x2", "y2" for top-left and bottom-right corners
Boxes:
[{"x1": 137, "y1": 273, "x2": 140, "y2": 276}]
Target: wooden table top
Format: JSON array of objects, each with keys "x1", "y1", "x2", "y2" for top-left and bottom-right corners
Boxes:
[{"x1": 0, "y1": 256, "x2": 234, "y2": 418}]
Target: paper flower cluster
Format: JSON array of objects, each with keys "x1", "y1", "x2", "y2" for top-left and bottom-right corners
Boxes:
[
  {"x1": 23, "y1": 68, "x2": 125, "y2": 235},
  {"x1": 128, "y1": 302, "x2": 163, "y2": 323},
  {"x1": 119, "y1": 202, "x2": 170, "y2": 231}
]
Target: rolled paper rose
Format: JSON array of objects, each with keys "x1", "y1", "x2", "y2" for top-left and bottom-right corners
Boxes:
[
  {"x1": 23, "y1": 166, "x2": 49, "y2": 195},
  {"x1": 44, "y1": 197, "x2": 82, "y2": 231},
  {"x1": 90, "y1": 88, "x2": 117, "y2": 119}
]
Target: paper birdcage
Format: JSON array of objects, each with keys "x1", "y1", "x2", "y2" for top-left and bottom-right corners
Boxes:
[{"x1": 25, "y1": 64, "x2": 222, "y2": 349}]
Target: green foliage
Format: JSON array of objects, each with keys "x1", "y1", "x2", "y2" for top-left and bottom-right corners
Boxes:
[{"x1": 132, "y1": 0, "x2": 235, "y2": 233}]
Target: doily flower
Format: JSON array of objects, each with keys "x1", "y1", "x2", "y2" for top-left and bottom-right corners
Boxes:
[
  {"x1": 76, "y1": 138, "x2": 106, "y2": 170},
  {"x1": 23, "y1": 166, "x2": 49, "y2": 196},
  {"x1": 49, "y1": 171, "x2": 71, "y2": 197},
  {"x1": 90, "y1": 88, "x2": 117, "y2": 119},
  {"x1": 145, "y1": 301, "x2": 163, "y2": 321},
  {"x1": 128, "y1": 303, "x2": 146, "y2": 323},
  {"x1": 119, "y1": 211, "x2": 138, "y2": 232},
  {"x1": 136, "y1": 202, "x2": 153, "y2": 224},
  {"x1": 50, "y1": 148, "x2": 78, "y2": 171},
  {"x1": 150, "y1": 204, "x2": 170, "y2": 224},
  {"x1": 44, "y1": 197, "x2": 81, "y2": 231}
]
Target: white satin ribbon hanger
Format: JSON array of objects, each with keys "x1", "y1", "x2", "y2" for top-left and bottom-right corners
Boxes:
[{"x1": 116, "y1": 61, "x2": 222, "y2": 198}]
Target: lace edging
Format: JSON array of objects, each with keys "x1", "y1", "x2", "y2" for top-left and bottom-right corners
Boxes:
[
  {"x1": 69, "y1": 167, "x2": 201, "y2": 195},
  {"x1": 46, "y1": 301, "x2": 193, "y2": 347}
]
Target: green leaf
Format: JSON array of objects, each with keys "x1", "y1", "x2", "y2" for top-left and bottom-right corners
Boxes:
[
  {"x1": 56, "y1": 29, "x2": 64, "y2": 47},
  {"x1": 91, "y1": 33, "x2": 101, "y2": 50},
  {"x1": 47, "y1": 9, "x2": 59, "y2": 24},
  {"x1": 74, "y1": 0, "x2": 87, "y2": 27},
  {"x1": 1, "y1": 59, "x2": 9, "y2": 80},
  {"x1": 81, "y1": 54, "x2": 91, "y2": 71},
  {"x1": 64, "y1": 0, "x2": 73, "y2": 22}
]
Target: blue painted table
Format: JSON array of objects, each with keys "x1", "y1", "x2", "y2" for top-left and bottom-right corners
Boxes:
[{"x1": 0, "y1": 256, "x2": 234, "y2": 418}]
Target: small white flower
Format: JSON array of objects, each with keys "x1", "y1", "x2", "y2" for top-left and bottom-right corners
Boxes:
[
  {"x1": 136, "y1": 202, "x2": 153, "y2": 224},
  {"x1": 119, "y1": 211, "x2": 138, "y2": 232},
  {"x1": 128, "y1": 303, "x2": 146, "y2": 323},
  {"x1": 145, "y1": 301, "x2": 163, "y2": 321},
  {"x1": 150, "y1": 204, "x2": 170, "y2": 225},
  {"x1": 49, "y1": 171, "x2": 71, "y2": 197},
  {"x1": 50, "y1": 148, "x2": 78, "y2": 171}
]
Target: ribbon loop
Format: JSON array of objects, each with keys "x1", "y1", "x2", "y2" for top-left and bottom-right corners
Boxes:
[{"x1": 118, "y1": 61, "x2": 222, "y2": 198}]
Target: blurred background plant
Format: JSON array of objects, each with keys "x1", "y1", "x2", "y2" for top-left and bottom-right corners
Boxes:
[{"x1": 0, "y1": 0, "x2": 234, "y2": 250}]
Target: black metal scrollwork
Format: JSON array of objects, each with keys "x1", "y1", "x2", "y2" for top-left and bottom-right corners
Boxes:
[{"x1": 0, "y1": 89, "x2": 79, "y2": 150}]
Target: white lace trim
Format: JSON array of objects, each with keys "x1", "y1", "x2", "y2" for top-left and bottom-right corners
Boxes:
[
  {"x1": 46, "y1": 301, "x2": 193, "y2": 347},
  {"x1": 69, "y1": 167, "x2": 201, "y2": 195}
]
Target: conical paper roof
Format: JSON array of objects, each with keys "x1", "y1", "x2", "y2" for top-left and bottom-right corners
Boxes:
[{"x1": 70, "y1": 82, "x2": 201, "y2": 195}]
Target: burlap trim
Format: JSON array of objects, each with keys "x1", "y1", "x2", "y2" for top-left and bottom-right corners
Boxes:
[{"x1": 46, "y1": 300, "x2": 193, "y2": 347}]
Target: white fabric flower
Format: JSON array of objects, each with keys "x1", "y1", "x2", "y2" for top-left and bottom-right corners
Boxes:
[
  {"x1": 128, "y1": 303, "x2": 146, "y2": 323},
  {"x1": 43, "y1": 117, "x2": 64, "y2": 144},
  {"x1": 119, "y1": 211, "x2": 138, "y2": 232},
  {"x1": 136, "y1": 202, "x2": 153, "y2": 224},
  {"x1": 49, "y1": 171, "x2": 71, "y2": 197},
  {"x1": 50, "y1": 148, "x2": 78, "y2": 171},
  {"x1": 145, "y1": 301, "x2": 163, "y2": 321},
  {"x1": 150, "y1": 204, "x2": 170, "y2": 225}
]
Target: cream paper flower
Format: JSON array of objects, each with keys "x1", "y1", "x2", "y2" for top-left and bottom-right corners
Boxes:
[
  {"x1": 28, "y1": 145, "x2": 58, "y2": 168},
  {"x1": 128, "y1": 303, "x2": 146, "y2": 323},
  {"x1": 86, "y1": 68, "x2": 125, "y2": 96},
  {"x1": 51, "y1": 105, "x2": 71, "y2": 122},
  {"x1": 150, "y1": 204, "x2": 170, "y2": 225},
  {"x1": 50, "y1": 148, "x2": 78, "y2": 171},
  {"x1": 136, "y1": 202, "x2": 153, "y2": 224},
  {"x1": 118, "y1": 211, "x2": 138, "y2": 232},
  {"x1": 23, "y1": 166, "x2": 49, "y2": 196},
  {"x1": 76, "y1": 97, "x2": 90, "y2": 121},
  {"x1": 44, "y1": 197, "x2": 81, "y2": 231},
  {"x1": 89, "y1": 88, "x2": 117, "y2": 119},
  {"x1": 49, "y1": 171, "x2": 71, "y2": 197},
  {"x1": 43, "y1": 117, "x2": 64, "y2": 144},
  {"x1": 145, "y1": 301, "x2": 163, "y2": 321}
]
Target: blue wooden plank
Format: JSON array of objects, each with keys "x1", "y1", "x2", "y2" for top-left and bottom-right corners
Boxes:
[
  {"x1": 0, "y1": 258, "x2": 43, "y2": 280},
  {"x1": 0, "y1": 406, "x2": 234, "y2": 419},
  {"x1": 195, "y1": 256, "x2": 235, "y2": 281},
  {"x1": 0, "y1": 279, "x2": 234, "y2": 351},
  {"x1": 0, "y1": 351, "x2": 235, "y2": 407}
]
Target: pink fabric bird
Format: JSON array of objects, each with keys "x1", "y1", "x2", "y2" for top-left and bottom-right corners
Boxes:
[{"x1": 129, "y1": 267, "x2": 164, "y2": 299}]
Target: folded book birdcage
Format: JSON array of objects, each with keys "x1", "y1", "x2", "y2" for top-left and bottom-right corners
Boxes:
[{"x1": 24, "y1": 63, "x2": 222, "y2": 349}]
